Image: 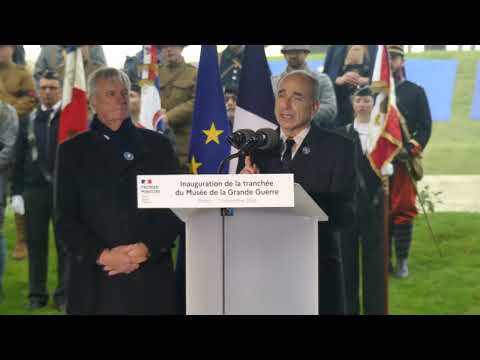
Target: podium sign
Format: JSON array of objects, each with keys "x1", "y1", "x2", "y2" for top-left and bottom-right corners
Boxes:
[{"x1": 137, "y1": 174, "x2": 294, "y2": 209}]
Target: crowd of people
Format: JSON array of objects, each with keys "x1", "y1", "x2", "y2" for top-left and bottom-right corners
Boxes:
[{"x1": 0, "y1": 44, "x2": 432, "y2": 315}]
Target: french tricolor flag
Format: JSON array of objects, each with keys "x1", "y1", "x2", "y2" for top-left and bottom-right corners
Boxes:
[
  {"x1": 138, "y1": 45, "x2": 164, "y2": 131},
  {"x1": 229, "y1": 45, "x2": 278, "y2": 173},
  {"x1": 58, "y1": 46, "x2": 88, "y2": 144},
  {"x1": 367, "y1": 45, "x2": 403, "y2": 177}
]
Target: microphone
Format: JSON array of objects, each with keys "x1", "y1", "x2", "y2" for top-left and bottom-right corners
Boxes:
[
  {"x1": 227, "y1": 129, "x2": 256, "y2": 150},
  {"x1": 218, "y1": 128, "x2": 279, "y2": 174},
  {"x1": 255, "y1": 128, "x2": 280, "y2": 151},
  {"x1": 227, "y1": 128, "x2": 279, "y2": 152}
]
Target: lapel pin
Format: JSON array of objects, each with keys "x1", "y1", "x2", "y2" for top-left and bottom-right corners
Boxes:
[
  {"x1": 124, "y1": 152, "x2": 135, "y2": 161},
  {"x1": 302, "y1": 146, "x2": 311, "y2": 156}
]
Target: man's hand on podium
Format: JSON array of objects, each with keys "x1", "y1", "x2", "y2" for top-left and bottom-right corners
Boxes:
[{"x1": 240, "y1": 155, "x2": 260, "y2": 174}]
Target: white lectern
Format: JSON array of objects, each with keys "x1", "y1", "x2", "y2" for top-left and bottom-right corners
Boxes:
[{"x1": 172, "y1": 183, "x2": 328, "y2": 315}]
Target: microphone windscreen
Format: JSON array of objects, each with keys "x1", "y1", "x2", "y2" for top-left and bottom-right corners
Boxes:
[
  {"x1": 228, "y1": 129, "x2": 256, "y2": 149},
  {"x1": 256, "y1": 128, "x2": 280, "y2": 151}
]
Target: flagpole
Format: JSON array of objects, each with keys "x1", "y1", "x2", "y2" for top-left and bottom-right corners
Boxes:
[{"x1": 382, "y1": 176, "x2": 390, "y2": 316}]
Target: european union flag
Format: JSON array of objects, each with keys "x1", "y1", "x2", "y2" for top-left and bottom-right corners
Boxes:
[{"x1": 188, "y1": 45, "x2": 232, "y2": 174}]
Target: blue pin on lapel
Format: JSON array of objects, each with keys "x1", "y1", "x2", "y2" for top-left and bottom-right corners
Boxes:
[
  {"x1": 302, "y1": 146, "x2": 311, "y2": 156},
  {"x1": 123, "y1": 152, "x2": 135, "y2": 161}
]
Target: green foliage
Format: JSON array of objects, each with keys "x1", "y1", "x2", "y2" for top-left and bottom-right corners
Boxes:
[
  {"x1": 389, "y1": 212, "x2": 480, "y2": 315},
  {"x1": 417, "y1": 184, "x2": 443, "y2": 213}
]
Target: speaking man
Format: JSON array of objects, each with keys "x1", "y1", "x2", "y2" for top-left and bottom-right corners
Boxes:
[{"x1": 240, "y1": 70, "x2": 356, "y2": 314}]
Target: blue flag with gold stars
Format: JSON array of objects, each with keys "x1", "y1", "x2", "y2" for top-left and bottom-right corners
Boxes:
[{"x1": 188, "y1": 45, "x2": 232, "y2": 174}]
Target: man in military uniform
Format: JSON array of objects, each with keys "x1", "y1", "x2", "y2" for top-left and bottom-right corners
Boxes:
[
  {"x1": 219, "y1": 45, "x2": 245, "y2": 93},
  {"x1": 157, "y1": 45, "x2": 197, "y2": 174},
  {"x1": 34, "y1": 45, "x2": 107, "y2": 88},
  {"x1": 11, "y1": 71, "x2": 68, "y2": 310},
  {"x1": 387, "y1": 45, "x2": 432, "y2": 278},
  {"x1": 156, "y1": 45, "x2": 197, "y2": 315},
  {"x1": 0, "y1": 100, "x2": 19, "y2": 303},
  {"x1": 272, "y1": 45, "x2": 337, "y2": 129},
  {"x1": 0, "y1": 45, "x2": 37, "y2": 261}
]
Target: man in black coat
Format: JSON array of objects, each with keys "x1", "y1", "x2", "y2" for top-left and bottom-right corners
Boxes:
[
  {"x1": 54, "y1": 67, "x2": 183, "y2": 315},
  {"x1": 240, "y1": 70, "x2": 356, "y2": 315},
  {"x1": 339, "y1": 87, "x2": 388, "y2": 315},
  {"x1": 387, "y1": 45, "x2": 432, "y2": 278},
  {"x1": 11, "y1": 70, "x2": 68, "y2": 311}
]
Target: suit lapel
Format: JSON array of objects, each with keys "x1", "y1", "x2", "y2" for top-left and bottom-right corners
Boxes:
[
  {"x1": 290, "y1": 125, "x2": 324, "y2": 171},
  {"x1": 94, "y1": 127, "x2": 153, "y2": 179}
]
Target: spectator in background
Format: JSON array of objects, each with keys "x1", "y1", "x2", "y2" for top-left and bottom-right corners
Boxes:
[
  {"x1": 272, "y1": 45, "x2": 337, "y2": 129},
  {"x1": 224, "y1": 86, "x2": 237, "y2": 130},
  {"x1": 219, "y1": 45, "x2": 245, "y2": 93},
  {"x1": 11, "y1": 71, "x2": 68, "y2": 311},
  {"x1": 387, "y1": 45, "x2": 432, "y2": 279},
  {"x1": 156, "y1": 45, "x2": 196, "y2": 174},
  {"x1": 323, "y1": 45, "x2": 378, "y2": 128},
  {"x1": 13, "y1": 46, "x2": 26, "y2": 65},
  {"x1": 123, "y1": 46, "x2": 164, "y2": 85},
  {"x1": 129, "y1": 83, "x2": 141, "y2": 126},
  {"x1": 155, "y1": 45, "x2": 197, "y2": 316},
  {"x1": 0, "y1": 44, "x2": 37, "y2": 261},
  {"x1": 34, "y1": 45, "x2": 107, "y2": 88},
  {"x1": 57, "y1": 46, "x2": 105, "y2": 87},
  {"x1": 57, "y1": 46, "x2": 106, "y2": 121},
  {"x1": 0, "y1": 100, "x2": 19, "y2": 304},
  {"x1": 340, "y1": 86, "x2": 392, "y2": 315},
  {"x1": 129, "y1": 82, "x2": 177, "y2": 150}
]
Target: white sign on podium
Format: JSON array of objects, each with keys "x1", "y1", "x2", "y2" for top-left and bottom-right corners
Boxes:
[
  {"x1": 137, "y1": 175, "x2": 327, "y2": 315},
  {"x1": 137, "y1": 174, "x2": 294, "y2": 209}
]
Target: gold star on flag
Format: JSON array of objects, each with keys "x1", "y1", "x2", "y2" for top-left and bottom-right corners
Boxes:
[
  {"x1": 202, "y1": 122, "x2": 224, "y2": 145},
  {"x1": 190, "y1": 156, "x2": 203, "y2": 175}
]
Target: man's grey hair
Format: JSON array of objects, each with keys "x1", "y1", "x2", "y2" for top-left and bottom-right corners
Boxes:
[
  {"x1": 276, "y1": 70, "x2": 321, "y2": 102},
  {"x1": 87, "y1": 67, "x2": 131, "y2": 98}
]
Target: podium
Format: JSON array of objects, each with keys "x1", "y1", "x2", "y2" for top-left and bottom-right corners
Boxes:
[{"x1": 172, "y1": 183, "x2": 328, "y2": 315}]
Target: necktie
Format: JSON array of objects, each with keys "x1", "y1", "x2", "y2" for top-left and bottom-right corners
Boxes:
[{"x1": 281, "y1": 138, "x2": 295, "y2": 170}]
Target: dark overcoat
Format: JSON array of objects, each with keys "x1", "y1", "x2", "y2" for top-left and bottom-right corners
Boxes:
[{"x1": 55, "y1": 121, "x2": 183, "y2": 315}]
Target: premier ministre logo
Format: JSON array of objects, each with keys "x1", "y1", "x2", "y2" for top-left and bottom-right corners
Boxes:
[{"x1": 140, "y1": 178, "x2": 160, "y2": 194}]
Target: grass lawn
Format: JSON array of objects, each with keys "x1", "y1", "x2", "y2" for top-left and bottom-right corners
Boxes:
[
  {"x1": 1, "y1": 209, "x2": 60, "y2": 315},
  {"x1": 389, "y1": 212, "x2": 480, "y2": 315},
  {"x1": 1, "y1": 209, "x2": 479, "y2": 315},
  {"x1": 270, "y1": 50, "x2": 480, "y2": 175}
]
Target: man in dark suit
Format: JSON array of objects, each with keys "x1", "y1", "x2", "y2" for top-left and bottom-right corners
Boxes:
[
  {"x1": 11, "y1": 71, "x2": 68, "y2": 311},
  {"x1": 54, "y1": 67, "x2": 183, "y2": 315},
  {"x1": 240, "y1": 70, "x2": 356, "y2": 315}
]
